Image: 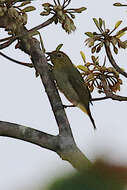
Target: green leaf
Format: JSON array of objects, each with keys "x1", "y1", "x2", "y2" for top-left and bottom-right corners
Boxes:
[
  {"x1": 80, "y1": 51, "x2": 86, "y2": 63},
  {"x1": 115, "y1": 20, "x2": 122, "y2": 29},
  {"x1": 42, "y1": 3, "x2": 51, "y2": 7},
  {"x1": 77, "y1": 65, "x2": 88, "y2": 72},
  {"x1": 22, "y1": 6, "x2": 36, "y2": 13},
  {"x1": 93, "y1": 18, "x2": 100, "y2": 29},
  {"x1": 85, "y1": 32, "x2": 94, "y2": 37},
  {"x1": 18, "y1": 1, "x2": 31, "y2": 7},
  {"x1": 56, "y1": 44, "x2": 63, "y2": 51},
  {"x1": 116, "y1": 31, "x2": 126, "y2": 38},
  {"x1": 74, "y1": 7, "x2": 87, "y2": 13},
  {"x1": 99, "y1": 18, "x2": 103, "y2": 28},
  {"x1": 102, "y1": 20, "x2": 106, "y2": 31}
]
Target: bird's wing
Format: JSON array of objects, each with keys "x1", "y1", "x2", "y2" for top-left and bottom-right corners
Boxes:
[{"x1": 68, "y1": 67, "x2": 92, "y2": 108}]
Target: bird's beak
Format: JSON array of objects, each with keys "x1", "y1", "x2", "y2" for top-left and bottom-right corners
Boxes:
[
  {"x1": 46, "y1": 52, "x2": 52, "y2": 62},
  {"x1": 46, "y1": 52, "x2": 52, "y2": 56}
]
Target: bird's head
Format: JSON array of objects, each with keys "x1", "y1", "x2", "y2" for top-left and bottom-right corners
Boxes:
[{"x1": 46, "y1": 51, "x2": 71, "y2": 66}]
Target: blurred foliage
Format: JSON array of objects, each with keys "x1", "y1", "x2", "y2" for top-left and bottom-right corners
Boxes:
[{"x1": 45, "y1": 160, "x2": 127, "y2": 190}]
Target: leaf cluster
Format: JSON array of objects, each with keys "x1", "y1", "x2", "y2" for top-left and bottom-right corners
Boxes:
[
  {"x1": 41, "y1": 0, "x2": 86, "y2": 33},
  {"x1": 85, "y1": 18, "x2": 127, "y2": 55},
  {"x1": 78, "y1": 52, "x2": 122, "y2": 93},
  {"x1": 0, "y1": 0, "x2": 35, "y2": 35}
]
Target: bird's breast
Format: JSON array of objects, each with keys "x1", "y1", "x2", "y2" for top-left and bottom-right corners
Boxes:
[{"x1": 53, "y1": 67, "x2": 79, "y2": 105}]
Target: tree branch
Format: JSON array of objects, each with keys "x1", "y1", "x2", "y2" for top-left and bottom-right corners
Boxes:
[
  {"x1": 92, "y1": 95, "x2": 127, "y2": 101},
  {"x1": 104, "y1": 40, "x2": 127, "y2": 78},
  {"x1": 0, "y1": 38, "x2": 16, "y2": 49},
  {"x1": 18, "y1": 27, "x2": 92, "y2": 171},
  {"x1": 27, "y1": 39, "x2": 74, "y2": 137},
  {"x1": 106, "y1": 94, "x2": 127, "y2": 101},
  {"x1": 0, "y1": 121, "x2": 58, "y2": 151},
  {"x1": 92, "y1": 96, "x2": 110, "y2": 101},
  {"x1": 0, "y1": 13, "x2": 92, "y2": 172},
  {"x1": 0, "y1": 51, "x2": 33, "y2": 68},
  {"x1": 28, "y1": 16, "x2": 56, "y2": 34},
  {"x1": 0, "y1": 120, "x2": 91, "y2": 171},
  {"x1": 0, "y1": 16, "x2": 56, "y2": 49}
]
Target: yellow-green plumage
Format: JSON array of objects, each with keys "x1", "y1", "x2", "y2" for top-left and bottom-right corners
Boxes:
[{"x1": 47, "y1": 51, "x2": 96, "y2": 129}]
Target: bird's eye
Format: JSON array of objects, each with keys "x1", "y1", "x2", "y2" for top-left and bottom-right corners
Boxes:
[{"x1": 57, "y1": 53, "x2": 62, "y2": 57}]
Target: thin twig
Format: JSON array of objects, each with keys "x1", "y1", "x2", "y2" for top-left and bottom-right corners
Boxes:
[
  {"x1": 63, "y1": 104, "x2": 75, "y2": 108},
  {"x1": 0, "y1": 51, "x2": 33, "y2": 68},
  {"x1": 103, "y1": 56, "x2": 106, "y2": 66},
  {"x1": 104, "y1": 40, "x2": 127, "y2": 78},
  {"x1": 0, "y1": 38, "x2": 16, "y2": 49},
  {"x1": 109, "y1": 94, "x2": 127, "y2": 101},
  {"x1": 64, "y1": 0, "x2": 71, "y2": 8},
  {"x1": 114, "y1": 4, "x2": 127, "y2": 6},
  {"x1": 0, "y1": 16, "x2": 56, "y2": 45},
  {"x1": 92, "y1": 96, "x2": 109, "y2": 101},
  {"x1": 28, "y1": 16, "x2": 55, "y2": 33},
  {"x1": 62, "y1": 0, "x2": 67, "y2": 7},
  {"x1": 0, "y1": 36, "x2": 14, "y2": 43},
  {"x1": 57, "y1": 0, "x2": 61, "y2": 5},
  {"x1": 53, "y1": 0, "x2": 57, "y2": 5},
  {"x1": 0, "y1": 17, "x2": 56, "y2": 50},
  {"x1": 92, "y1": 94, "x2": 127, "y2": 101}
]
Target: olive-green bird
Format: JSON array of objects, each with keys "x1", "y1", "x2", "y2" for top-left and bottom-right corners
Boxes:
[{"x1": 47, "y1": 51, "x2": 96, "y2": 129}]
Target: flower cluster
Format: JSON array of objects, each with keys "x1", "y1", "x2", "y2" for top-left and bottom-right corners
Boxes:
[
  {"x1": 41, "y1": 0, "x2": 86, "y2": 33},
  {"x1": 0, "y1": 0, "x2": 35, "y2": 35},
  {"x1": 8, "y1": 7, "x2": 27, "y2": 24},
  {"x1": 78, "y1": 52, "x2": 122, "y2": 93},
  {"x1": 85, "y1": 18, "x2": 127, "y2": 54}
]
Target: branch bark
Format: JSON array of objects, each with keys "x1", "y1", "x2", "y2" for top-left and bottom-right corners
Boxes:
[
  {"x1": 0, "y1": 120, "x2": 91, "y2": 171},
  {"x1": 0, "y1": 121, "x2": 58, "y2": 151}
]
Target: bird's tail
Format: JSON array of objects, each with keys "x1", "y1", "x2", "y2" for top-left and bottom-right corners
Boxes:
[
  {"x1": 88, "y1": 111, "x2": 96, "y2": 130},
  {"x1": 77, "y1": 104, "x2": 96, "y2": 130}
]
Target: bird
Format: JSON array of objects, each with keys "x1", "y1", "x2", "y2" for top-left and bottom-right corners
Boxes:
[{"x1": 47, "y1": 51, "x2": 96, "y2": 129}]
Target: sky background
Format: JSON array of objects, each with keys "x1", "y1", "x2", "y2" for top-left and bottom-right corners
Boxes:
[{"x1": 1, "y1": 0, "x2": 127, "y2": 189}]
